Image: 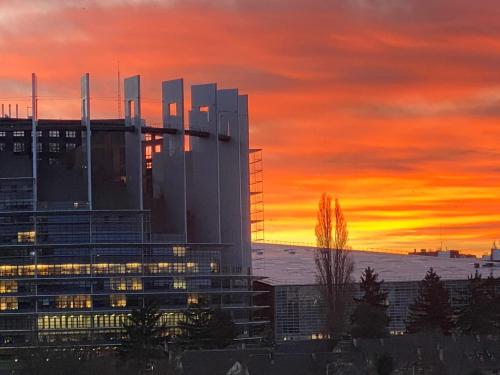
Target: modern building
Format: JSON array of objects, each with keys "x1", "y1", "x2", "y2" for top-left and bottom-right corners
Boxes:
[
  {"x1": 0, "y1": 73, "x2": 262, "y2": 348},
  {"x1": 252, "y1": 244, "x2": 500, "y2": 341}
]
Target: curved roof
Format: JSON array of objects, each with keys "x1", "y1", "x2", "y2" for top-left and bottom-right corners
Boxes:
[{"x1": 252, "y1": 244, "x2": 500, "y2": 286}]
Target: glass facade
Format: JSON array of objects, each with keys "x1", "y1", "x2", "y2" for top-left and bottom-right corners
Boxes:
[
  {"x1": 0, "y1": 208, "x2": 254, "y2": 347},
  {"x1": 0, "y1": 120, "x2": 257, "y2": 348},
  {"x1": 267, "y1": 280, "x2": 470, "y2": 341}
]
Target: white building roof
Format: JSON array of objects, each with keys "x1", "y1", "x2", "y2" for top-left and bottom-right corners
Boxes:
[{"x1": 252, "y1": 244, "x2": 500, "y2": 286}]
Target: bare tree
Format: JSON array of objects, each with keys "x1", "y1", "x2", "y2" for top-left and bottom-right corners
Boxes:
[{"x1": 315, "y1": 194, "x2": 354, "y2": 338}]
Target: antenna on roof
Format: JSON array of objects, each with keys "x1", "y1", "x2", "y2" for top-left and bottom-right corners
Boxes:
[
  {"x1": 439, "y1": 223, "x2": 444, "y2": 251},
  {"x1": 117, "y1": 62, "x2": 122, "y2": 119}
]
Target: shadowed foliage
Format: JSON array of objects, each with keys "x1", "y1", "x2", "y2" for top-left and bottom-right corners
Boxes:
[
  {"x1": 351, "y1": 267, "x2": 390, "y2": 338},
  {"x1": 455, "y1": 272, "x2": 500, "y2": 335},
  {"x1": 120, "y1": 302, "x2": 169, "y2": 372},
  {"x1": 178, "y1": 303, "x2": 237, "y2": 350},
  {"x1": 406, "y1": 268, "x2": 453, "y2": 335}
]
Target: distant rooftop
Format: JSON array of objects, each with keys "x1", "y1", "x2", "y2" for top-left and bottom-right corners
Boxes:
[{"x1": 252, "y1": 244, "x2": 500, "y2": 286}]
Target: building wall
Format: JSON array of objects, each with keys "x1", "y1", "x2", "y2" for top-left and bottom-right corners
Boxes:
[
  {"x1": 268, "y1": 280, "x2": 470, "y2": 341},
  {"x1": 186, "y1": 83, "x2": 221, "y2": 244},
  {"x1": 218, "y1": 89, "x2": 245, "y2": 272},
  {"x1": 238, "y1": 95, "x2": 251, "y2": 273}
]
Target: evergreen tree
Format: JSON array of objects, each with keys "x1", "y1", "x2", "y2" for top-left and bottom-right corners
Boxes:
[
  {"x1": 351, "y1": 267, "x2": 390, "y2": 338},
  {"x1": 357, "y1": 266, "x2": 388, "y2": 306},
  {"x1": 120, "y1": 303, "x2": 168, "y2": 370},
  {"x1": 455, "y1": 272, "x2": 500, "y2": 335},
  {"x1": 375, "y1": 353, "x2": 394, "y2": 375},
  {"x1": 178, "y1": 303, "x2": 237, "y2": 350},
  {"x1": 406, "y1": 268, "x2": 453, "y2": 335}
]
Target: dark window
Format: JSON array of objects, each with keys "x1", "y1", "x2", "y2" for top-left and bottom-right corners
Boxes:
[
  {"x1": 48, "y1": 143, "x2": 60, "y2": 153},
  {"x1": 13, "y1": 143, "x2": 24, "y2": 153}
]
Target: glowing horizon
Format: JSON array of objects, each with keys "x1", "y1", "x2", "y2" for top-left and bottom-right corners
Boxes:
[{"x1": 1, "y1": 1, "x2": 499, "y2": 256}]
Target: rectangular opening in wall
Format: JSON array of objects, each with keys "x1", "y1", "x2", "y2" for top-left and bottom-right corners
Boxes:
[
  {"x1": 128, "y1": 100, "x2": 135, "y2": 119},
  {"x1": 199, "y1": 105, "x2": 209, "y2": 122},
  {"x1": 169, "y1": 102, "x2": 177, "y2": 117}
]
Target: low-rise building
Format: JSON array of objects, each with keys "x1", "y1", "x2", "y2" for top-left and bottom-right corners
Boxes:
[{"x1": 252, "y1": 244, "x2": 500, "y2": 341}]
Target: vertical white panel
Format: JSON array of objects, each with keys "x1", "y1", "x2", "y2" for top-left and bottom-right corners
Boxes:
[
  {"x1": 124, "y1": 75, "x2": 143, "y2": 210},
  {"x1": 81, "y1": 73, "x2": 92, "y2": 209}
]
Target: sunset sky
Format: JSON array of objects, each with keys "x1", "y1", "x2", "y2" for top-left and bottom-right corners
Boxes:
[{"x1": 1, "y1": 0, "x2": 499, "y2": 254}]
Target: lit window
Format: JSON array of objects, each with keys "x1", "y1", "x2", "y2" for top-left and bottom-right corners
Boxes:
[
  {"x1": 13, "y1": 131, "x2": 24, "y2": 137},
  {"x1": 65, "y1": 131, "x2": 76, "y2": 138},
  {"x1": 37, "y1": 142, "x2": 42, "y2": 152},
  {"x1": 0, "y1": 143, "x2": 5, "y2": 152},
  {"x1": 155, "y1": 262, "x2": 171, "y2": 274},
  {"x1": 49, "y1": 130, "x2": 59, "y2": 138},
  {"x1": 130, "y1": 278, "x2": 143, "y2": 290},
  {"x1": 56, "y1": 295, "x2": 91, "y2": 309},
  {"x1": 66, "y1": 143, "x2": 76, "y2": 151},
  {"x1": 186, "y1": 262, "x2": 198, "y2": 273},
  {"x1": 110, "y1": 294, "x2": 126, "y2": 307},
  {"x1": 154, "y1": 144, "x2": 162, "y2": 153},
  {"x1": 145, "y1": 146, "x2": 152, "y2": 159},
  {"x1": 13, "y1": 142, "x2": 24, "y2": 153},
  {"x1": 173, "y1": 277, "x2": 186, "y2": 289},
  {"x1": 173, "y1": 246, "x2": 186, "y2": 257},
  {"x1": 110, "y1": 277, "x2": 142, "y2": 291},
  {"x1": 0, "y1": 132, "x2": 5, "y2": 137},
  {"x1": 48, "y1": 143, "x2": 60, "y2": 152},
  {"x1": 111, "y1": 278, "x2": 126, "y2": 291},
  {"x1": 173, "y1": 263, "x2": 186, "y2": 273},
  {"x1": 0, "y1": 297, "x2": 18, "y2": 310},
  {"x1": 0, "y1": 281, "x2": 17, "y2": 293},
  {"x1": 210, "y1": 261, "x2": 219, "y2": 273},
  {"x1": 17, "y1": 231, "x2": 35, "y2": 243},
  {"x1": 187, "y1": 293, "x2": 198, "y2": 305},
  {"x1": 126, "y1": 263, "x2": 141, "y2": 274},
  {"x1": 36, "y1": 131, "x2": 42, "y2": 137}
]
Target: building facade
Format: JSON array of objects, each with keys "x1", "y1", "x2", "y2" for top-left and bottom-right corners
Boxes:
[
  {"x1": 0, "y1": 74, "x2": 259, "y2": 347},
  {"x1": 252, "y1": 244, "x2": 499, "y2": 342},
  {"x1": 255, "y1": 279, "x2": 471, "y2": 341}
]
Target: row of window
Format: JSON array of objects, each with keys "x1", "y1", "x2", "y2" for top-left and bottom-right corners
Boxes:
[
  {"x1": 110, "y1": 277, "x2": 142, "y2": 291},
  {"x1": 0, "y1": 130, "x2": 77, "y2": 138},
  {"x1": 0, "y1": 142, "x2": 78, "y2": 153},
  {"x1": 0, "y1": 286, "x2": 194, "y2": 311},
  {"x1": 56, "y1": 295, "x2": 91, "y2": 309},
  {"x1": 0, "y1": 262, "x2": 203, "y2": 277},
  {"x1": 37, "y1": 311, "x2": 185, "y2": 330}
]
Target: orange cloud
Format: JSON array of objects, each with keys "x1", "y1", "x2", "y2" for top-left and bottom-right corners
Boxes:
[{"x1": 0, "y1": 0, "x2": 499, "y2": 255}]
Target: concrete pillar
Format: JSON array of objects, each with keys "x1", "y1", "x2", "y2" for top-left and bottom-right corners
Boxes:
[
  {"x1": 217, "y1": 88, "x2": 244, "y2": 270},
  {"x1": 186, "y1": 83, "x2": 220, "y2": 243},
  {"x1": 238, "y1": 94, "x2": 251, "y2": 273},
  {"x1": 150, "y1": 78, "x2": 187, "y2": 242},
  {"x1": 31, "y1": 73, "x2": 38, "y2": 208},
  {"x1": 124, "y1": 75, "x2": 143, "y2": 210},
  {"x1": 81, "y1": 73, "x2": 92, "y2": 209}
]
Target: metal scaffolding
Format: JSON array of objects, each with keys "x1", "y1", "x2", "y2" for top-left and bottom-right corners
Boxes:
[{"x1": 249, "y1": 149, "x2": 264, "y2": 242}]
